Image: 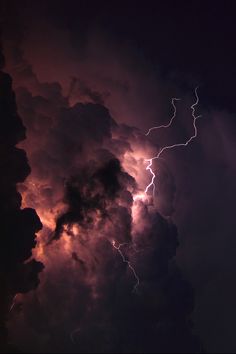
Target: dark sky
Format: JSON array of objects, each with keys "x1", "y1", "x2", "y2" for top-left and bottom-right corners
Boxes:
[
  {"x1": 3, "y1": 0, "x2": 236, "y2": 110},
  {"x1": 44, "y1": 0, "x2": 236, "y2": 110},
  {"x1": 1, "y1": 1, "x2": 236, "y2": 353}
]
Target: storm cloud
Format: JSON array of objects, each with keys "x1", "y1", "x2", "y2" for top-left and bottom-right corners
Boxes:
[
  {"x1": 0, "y1": 43, "x2": 43, "y2": 352},
  {"x1": 1, "y1": 1, "x2": 236, "y2": 353}
]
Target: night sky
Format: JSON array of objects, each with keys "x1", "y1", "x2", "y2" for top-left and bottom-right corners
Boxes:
[{"x1": 0, "y1": 1, "x2": 236, "y2": 353}]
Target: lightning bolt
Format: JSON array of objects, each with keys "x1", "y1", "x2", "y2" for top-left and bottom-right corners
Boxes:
[
  {"x1": 145, "y1": 97, "x2": 181, "y2": 136},
  {"x1": 9, "y1": 294, "x2": 18, "y2": 314},
  {"x1": 114, "y1": 88, "x2": 201, "y2": 290},
  {"x1": 145, "y1": 97, "x2": 181, "y2": 196},
  {"x1": 145, "y1": 87, "x2": 202, "y2": 195},
  {"x1": 145, "y1": 159, "x2": 156, "y2": 196},
  {"x1": 112, "y1": 240, "x2": 140, "y2": 293}
]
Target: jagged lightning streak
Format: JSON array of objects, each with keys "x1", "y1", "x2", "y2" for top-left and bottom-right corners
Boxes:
[
  {"x1": 145, "y1": 87, "x2": 202, "y2": 195},
  {"x1": 145, "y1": 159, "x2": 156, "y2": 196},
  {"x1": 145, "y1": 97, "x2": 181, "y2": 136},
  {"x1": 107, "y1": 89, "x2": 200, "y2": 294},
  {"x1": 9, "y1": 294, "x2": 18, "y2": 314},
  {"x1": 145, "y1": 97, "x2": 180, "y2": 196},
  {"x1": 112, "y1": 240, "x2": 140, "y2": 293}
]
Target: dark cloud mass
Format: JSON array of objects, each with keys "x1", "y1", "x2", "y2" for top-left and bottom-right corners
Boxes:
[{"x1": 0, "y1": 44, "x2": 43, "y2": 352}]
